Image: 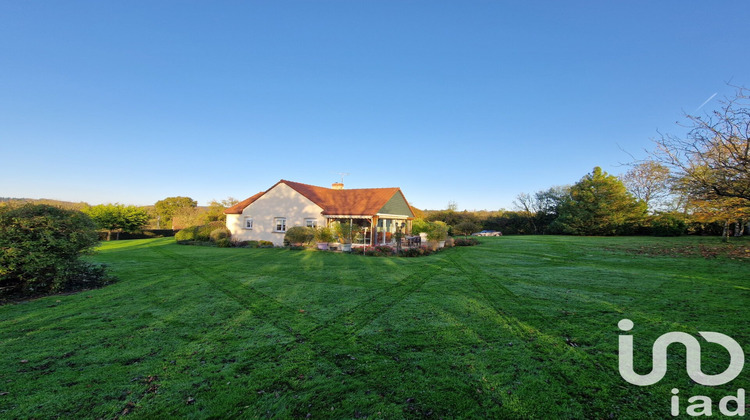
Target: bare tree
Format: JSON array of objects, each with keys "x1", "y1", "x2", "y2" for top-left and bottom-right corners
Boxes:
[
  {"x1": 620, "y1": 161, "x2": 673, "y2": 212},
  {"x1": 513, "y1": 192, "x2": 539, "y2": 234},
  {"x1": 653, "y1": 86, "x2": 750, "y2": 203},
  {"x1": 513, "y1": 187, "x2": 570, "y2": 234}
]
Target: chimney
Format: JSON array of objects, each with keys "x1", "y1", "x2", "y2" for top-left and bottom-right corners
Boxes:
[{"x1": 332, "y1": 182, "x2": 344, "y2": 190}]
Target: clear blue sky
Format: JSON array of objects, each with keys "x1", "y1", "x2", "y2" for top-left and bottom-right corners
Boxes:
[{"x1": 1, "y1": 1, "x2": 748, "y2": 210}]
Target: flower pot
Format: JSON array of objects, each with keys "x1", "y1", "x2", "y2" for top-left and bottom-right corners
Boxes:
[
  {"x1": 419, "y1": 232, "x2": 428, "y2": 243},
  {"x1": 317, "y1": 242, "x2": 329, "y2": 250},
  {"x1": 439, "y1": 240, "x2": 446, "y2": 248},
  {"x1": 341, "y1": 243, "x2": 352, "y2": 252}
]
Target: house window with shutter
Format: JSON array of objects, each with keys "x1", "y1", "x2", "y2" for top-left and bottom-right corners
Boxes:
[{"x1": 244, "y1": 217, "x2": 253, "y2": 230}]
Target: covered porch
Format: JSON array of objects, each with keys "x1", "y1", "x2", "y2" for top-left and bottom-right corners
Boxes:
[{"x1": 325, "y1": 214, "x2": 414, "y2": 247}]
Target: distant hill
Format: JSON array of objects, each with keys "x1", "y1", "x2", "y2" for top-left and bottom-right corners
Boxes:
[{"x1": 0, "y1": 198, "x2": 89, "y2": 210}]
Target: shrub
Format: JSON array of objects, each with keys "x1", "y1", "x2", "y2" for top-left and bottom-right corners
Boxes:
[
  {"x1": 285, "y1": 226, "x2": 314, "y2": 246},
  {"x1": 374, "y1": 245, "x2": 394, "y2": 256},
  {"x1": 314, "y1": 226, "x2": 336, "y2": 243},
  {"x1": 398, "y1": 247, "x2": 423, "y2": 257},
  {"x1": 210, "y1": 227, "x2": 231, "y2": 242},
  {"x1": 425, "y1": 240, "x2": 440, "y2": 251},
  {"x1": 445, "y1": 237, "x2": 455, "y2": 247},
  {"x1": 454, "y1": 237, "x2": 480, "y2": 246},
  {"x1": 454, "y1": 221, "x2": 480, "y2": 238},
  {"x1": 0, "y1": 204, "x2": 113, "y2": 298},
  {"x1": 231, "y1": 239, "x2": 272, "y2": 248},
  {"x1": 356, "y1": 245, "x2": 395, "y2": 257},
  {"x1": 332, "y1": 221, "x2": 362, "y2": 244},
  {"x1": 175, "y1": 226, "x2": 199, "y2": 242},
  {"x1": 651, "y1": 213, "x2": 687, "y2": 237},
  {"x1": 175, "y1": 221, "x2": 226, "y2": 244},
  {"x1": 419, "y1": 245, "x2": 435, "y2": 255},
  {"x1": 198, "y1": 222, "x2": 226, "y2": 242},
  {"x1": 215, "y1": 238, "x2": 232, "y2": 248},
  {"x1": 411, "y1": 218, "x2": 431, "y2": 235},
  {"x1": 427, "y1": 221, "x2": 449, "y2": 242}
]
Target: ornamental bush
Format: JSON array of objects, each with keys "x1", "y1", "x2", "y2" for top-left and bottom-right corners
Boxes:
[
  {"x1": 411, "y1": 218, "x2": 431, "y2": 235},
  {"x1": 0, "y1": 204, "x2": 113, "y2": 299},
  {"x1": 313, "y1": 226, "x2": 336, "y2": 243},
  {"x1": 175, "y1": 221, "x2": 227, "y2": 244},
  {"x1": 215, "y1": 238, "x2": 232, "y2": 248},
  {"x1": 174, "y1": 226, "x2": 199, "y2": 242},
  {"x1": 426, "y1": 221, "x2": 449, "y2": 242},
  {"x1": 374, "y1": 245, "x2": 395, "y2": 256},
  {"x1": 454, "y1": 237, "x2": 480, "y2": 246},
  {"x1": 284, "y1": 226, "x2": 314, "y2": 246},
  {"x1": 398, "y1": 247, "x2": 423, "y2": 257},
  {"x1": 209, "y1": 227, "x2": 231, "y2": 242}
]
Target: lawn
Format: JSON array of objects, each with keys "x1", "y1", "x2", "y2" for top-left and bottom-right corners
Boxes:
[{"x1": 1, "y1": 236, "x2": 748, "y2": 419}]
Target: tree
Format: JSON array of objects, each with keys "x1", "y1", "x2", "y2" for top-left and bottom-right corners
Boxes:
[
  {"x1": 649, "y1": 86, "x2": 750, "y2": 236},
  {"x1": 424, "y1": 210, "x2": 479, "y2": 234},
  {"x1": 653, "y1": 86, "x2": 750, "y2": 203},
  {"x1": 154, "y1": 196, "x2": 198, "y2": 229},
  {"x1": 203, "y1": 197, "x2": 239, "y2": 223},
  {"x1": 0, "y1": 204, "x2": 110, "y2": 298},
  {"x1": 553, "y1": 167, "x2": 647, "y2": 235},
  {"x1": 513, "y1": 193, "x2": 540, "y2": 234},
  {"x1": 512, "y1": 186, "x2": 569, "y2": 234},
  {"x1": 454, "y1": 220, "x2": 480, "y2": 238},
  {"x1": 84, "y1": 204, "x2": 150, "y2": 240},
  {"x1": 621, "y1": 161, "x2": 674, "y2": 212},
  {"x1": 172, "y1": 206, "x2": 205, "y2": 230},
  {"x1": 687, "y1": 196, "x2": 749, "y2": 241}
]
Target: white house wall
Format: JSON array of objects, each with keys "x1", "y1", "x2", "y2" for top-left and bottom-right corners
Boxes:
[{"x1": 227, "y1": 183, "x2": 325, "y2": 246}]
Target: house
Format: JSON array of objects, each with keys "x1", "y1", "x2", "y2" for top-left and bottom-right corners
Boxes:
[{"x1": 225, "y1": 180, "x2": 415, "y2": 246}]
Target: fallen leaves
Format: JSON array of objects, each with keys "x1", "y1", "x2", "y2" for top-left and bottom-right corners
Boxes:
[
  {"x1": 610, "y1": 243, "x2": 750, "y2": 260},
  {"x1": 121, "y1": 401, "x2": 136, "y2": 416}
]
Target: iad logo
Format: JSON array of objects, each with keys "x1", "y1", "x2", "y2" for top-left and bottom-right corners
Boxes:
[
  {"x1": 617, "y1": 319, "x2": 746, "y2": 417},
  {"x1": 618, "y1": 319, "x2": 744, "y2": 386}
]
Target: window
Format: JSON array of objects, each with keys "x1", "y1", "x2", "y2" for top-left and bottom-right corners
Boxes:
[
  {"x1": 244, "y1": 217, "x2": 253, "y2": 230},
  {"x1": 274, "y1": 217, "x2": 287, "y2": 232},
  {"x1": 305, "y1": 218, "x2": 317, "y2": 228}
]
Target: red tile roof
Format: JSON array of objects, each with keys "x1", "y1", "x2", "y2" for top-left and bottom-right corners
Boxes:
[
  {"x1": 224, "y1": 191, "x2": 265, "y2": 215},
  {"x1": 224, "y1": 180, "x2": 413, "y2": 217}
]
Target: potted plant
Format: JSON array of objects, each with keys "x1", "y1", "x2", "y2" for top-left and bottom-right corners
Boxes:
[
  {"x1": 314, "y1": 226, "x2": 335, "y2": 250},
  {"x1": 334, "y1": 221, "x2": 361, "y2": 252},
  {"x1": 427, "y1": 221, "x2": 448, "y2": 248}
]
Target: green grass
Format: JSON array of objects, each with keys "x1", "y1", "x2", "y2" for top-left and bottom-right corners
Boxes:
[{"x1": 1, "y1": 236, "x2": 748, "y2": 419}]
